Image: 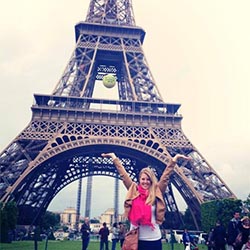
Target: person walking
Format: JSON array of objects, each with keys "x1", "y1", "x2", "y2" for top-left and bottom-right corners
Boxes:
[
  {"x1": 227, "y1": 212, "x2": 241, "y2": 250},
  {"x1": 102, "y1": 152, "x2": 191, "y2": 250},
  {"x1": 118, "y1": 222, "x2": 126, "y2": 248},
  {"x1": 111, "y1": 222, "x2": 119, "y2": 250},
  {"x1": 212, "y1": 220, "x2": 227, "y2": 250},
  {"x1": 80, "y1": 217, "x2": 91, "y2": 250},
  {"x1": 206, "y1": 228, "x2": 215, "y2": 250},
  {"x1": 236, "y1": 216, "x2": 250, "y2": 250},
  {"x1": 99, "y1": 222, "x2": 110, "y2": 250},
  {"x1": 182, "y1": 229, "x2": 193, "y2": 250}
]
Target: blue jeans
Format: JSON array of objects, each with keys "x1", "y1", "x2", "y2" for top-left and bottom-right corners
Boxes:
[
  {"x1": 112, "y1": 239, "x2": 119, "y2": 250},
  {"x1": 82, "y1": 237, "x2": 90, "y2": 250},
  {"x1": 100, "y1": 240, "x2": 109, "y2": 250},
  {"x1": 138, "y1": 239, "x2": 162, "y2": 250}
]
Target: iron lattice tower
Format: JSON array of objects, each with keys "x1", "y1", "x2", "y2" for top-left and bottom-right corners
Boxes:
[{"x1": 0, "y1": 0, "x2": 236, "y2": 229}]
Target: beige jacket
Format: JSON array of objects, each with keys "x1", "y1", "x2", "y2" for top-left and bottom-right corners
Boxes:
[{"x1": 113, "y1": 158, "x2": 176, "y2": 225}]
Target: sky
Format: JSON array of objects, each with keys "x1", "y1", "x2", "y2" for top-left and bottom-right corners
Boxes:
[{"x1": 0, "y1": 0, "x2": 250, "y2": 218}]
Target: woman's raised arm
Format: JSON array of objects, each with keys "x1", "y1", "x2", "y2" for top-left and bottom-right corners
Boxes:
[
  {"x1": 101, "y1": 153, "x2": 117, "y2": 160},
  {"x1": 172, "y1": 154, "x2": 192, "y2": 163},
  {"x1": 101, "y1": 152, "x2": 133, "y2": 189},
  {"x1": 158, "y1": 154, "x2": 192, "y2": 192}
]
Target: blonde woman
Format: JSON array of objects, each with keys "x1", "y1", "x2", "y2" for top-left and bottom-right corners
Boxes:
[{"x1": 102, "y1": 153, "x2": 191, "y2": 250}]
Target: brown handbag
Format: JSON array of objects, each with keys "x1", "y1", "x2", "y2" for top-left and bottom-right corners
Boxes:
[{"x1": 122, "y1": 228, "x2": 139, "y2": 250}]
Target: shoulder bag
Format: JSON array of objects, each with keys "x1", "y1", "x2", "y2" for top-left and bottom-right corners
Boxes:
[{"x1": 122, "y1": 228, "x2": 139, "y2": 250}]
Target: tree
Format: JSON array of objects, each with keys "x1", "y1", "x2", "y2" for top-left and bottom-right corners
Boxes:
[
  {"x1": 0, "y1": 201, "x2": 18, "y2": 243},
  {"x1": 40, "y1": 211, "x2": 60, "y2": 240},
  {"x1": 183, "y1": 208, "x2": 197, "y2": 230},
  {"x1": 163, "y1": 211, "x2": 184, "y2": 229},
  {"x1": 40, "y1": 211, "x2": 60, "y2": 231},
  {"x1": 201, "y1": 198, "x2": 242, "y2": 232}
]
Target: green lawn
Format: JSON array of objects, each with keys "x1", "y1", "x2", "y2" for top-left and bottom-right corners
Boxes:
[{"x1": 0, "y1": 241, "x2": 207, "y2": 250}]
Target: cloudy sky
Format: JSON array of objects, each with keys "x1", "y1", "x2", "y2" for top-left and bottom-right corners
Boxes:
[{"x1": 0, "y1": 1, "x2": 249, "y2": 217}]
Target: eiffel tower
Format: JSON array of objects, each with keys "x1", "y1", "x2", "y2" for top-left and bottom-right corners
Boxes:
[{"x1": 0, "y1": 0, "x2": 236, "y2": 229}]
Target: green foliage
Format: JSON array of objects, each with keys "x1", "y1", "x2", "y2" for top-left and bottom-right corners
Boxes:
[
  {"x1": 39, "y1": 211, "x2": 60, "y2": 240},
  {"x1": 183, "y1": 208, "x2": 198, "y2": 230},
  {"x1": 201, "y1": 200, "x2": 217, "y2": 232},
  {"x1": 163, "y1": 211, "x2": 184, "y2": 229},
  {"x1": 0, "y1": 202, "x2": 18, "y2": 243},
  {"x1": 40, "y1": 211, "x2": 60, "y2": 231},
  {"x1": 90, "y1": 218, "x2": 100, "y2": 223},
  {"x1": 201, "y1": 198, "x2": 242, "y2": 232}
]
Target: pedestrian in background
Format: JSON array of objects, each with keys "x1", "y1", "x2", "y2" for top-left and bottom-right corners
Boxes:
[
  {"x1": 227, "y1": 212, "x2": 241, "y2": 250},
  {"x1": 235, "y1": 216, "x2": 250, "y2": 250},
  {"x1": 99, "y1": 222, "x2": 109, "y2": 250},
  {"x1": 118, "y1": 222, "x2": 126, "y2": 247},
  {"x1": 182, "y1": 229, "x2": 194, "y2": 250},
  {"x1": 206, "y1": 228, "x2": 215, "y2": 250},
  {"x1": 212, "y1": 220, "x2": 226, "y2": 250},
  {"x1": 80, "y1": 217, "x2": 91, "y2": 250},
  {"x1": 111, "y1": 222, "x2": 119, "y2": 250}
]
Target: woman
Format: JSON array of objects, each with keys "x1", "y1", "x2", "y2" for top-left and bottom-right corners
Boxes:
[
  {"x1": 242, "y1": 235, "x2": 250, "y2": 250},
  {"x1": 118, "y1": 222, "x2": 126, "y2": 247},
  {"x1": 111, "y1": 222, "x2": 119, "y2": 250},
  {"x1": 102, "y1": 152, "x2": 191, "y2": 250},
  {"x1": 235, "y1": 216, "x2": 250, "y2": 250}
]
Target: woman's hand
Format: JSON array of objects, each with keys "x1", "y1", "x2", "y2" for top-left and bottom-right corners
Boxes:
[
  {"x1": 101, "y1": 153, "x2": 117, "y2": 160},
  {"x1": 173, "y1": 154, "x2": 192, "y2": 163}
]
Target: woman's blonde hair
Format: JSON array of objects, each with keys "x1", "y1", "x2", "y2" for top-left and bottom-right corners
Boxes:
[{"x1": 139, "y1": 167, "x2": 158, "y2": 205}]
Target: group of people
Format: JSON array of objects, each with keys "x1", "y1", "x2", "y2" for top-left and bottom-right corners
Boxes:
[
  {"x1": 99, "y1": 222, "x2": 126, "y2": 250},
  {"x1": 98, "y1": 221, "x2": 127, "y2": 250},
  {"x1": 206, "y1": 212, "x2": 250, "y2": 250},
  {"x1": 80, "y1": 218, "x2": 126, "y2": 250}
]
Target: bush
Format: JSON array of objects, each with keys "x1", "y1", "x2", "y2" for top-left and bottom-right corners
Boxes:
[{"x1": 0, "y1": 202, "x2": 18, "y2": 243}]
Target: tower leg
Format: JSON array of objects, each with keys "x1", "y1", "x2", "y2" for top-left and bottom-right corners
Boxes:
[
  {"x1": 85, "y1": 176, "x2": 92, "y2": 218},
  {"x1": 114, "y1": 176, "x2": 119, "y2": 223},
  {"x1": 76, "y1": 177, "x2": 82, "y2": 231}
]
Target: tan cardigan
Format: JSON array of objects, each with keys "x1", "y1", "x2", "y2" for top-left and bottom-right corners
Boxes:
[{"x1": 113, "y1": 158, "x2": 176, "y2": 225}]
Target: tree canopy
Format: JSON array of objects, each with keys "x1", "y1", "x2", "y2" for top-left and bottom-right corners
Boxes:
[{"x1": 201, "y1": 198, "x2": 242, "y2": 232}]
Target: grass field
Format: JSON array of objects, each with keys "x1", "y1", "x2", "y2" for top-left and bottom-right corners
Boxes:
[{"x1": 0, "y1": 240, "x2": 207, "y2": 250}]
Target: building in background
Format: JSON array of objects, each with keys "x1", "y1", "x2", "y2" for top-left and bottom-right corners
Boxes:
[
  {"x1": 60, "y1": 207, "x2": 77, "y2": 230},
  {"x1": 99, "y1": 208, "x2": 126, "y2": 228},
  {"x1": 59, "y1": 207, "x2": 126, "y2": 232}
]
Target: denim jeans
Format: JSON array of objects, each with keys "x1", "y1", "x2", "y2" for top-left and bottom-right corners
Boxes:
[
  {"x1": 100, "y1": 240, "x2": 109, "y2": 250},
  {"x1": 138, "y1": 239, "x2": 162, "y2": 250},
  {"x1": 112, "y1": 239, "x2": 119, "y2": 250},
  {"x1": 82, "y1": 237, "x2": 90, "y2": 250}
]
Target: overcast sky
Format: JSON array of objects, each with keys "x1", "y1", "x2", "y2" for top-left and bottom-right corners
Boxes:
[{"x1": 0, "y1": 1, "x2": 249, "y2": 218}]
